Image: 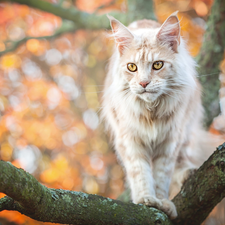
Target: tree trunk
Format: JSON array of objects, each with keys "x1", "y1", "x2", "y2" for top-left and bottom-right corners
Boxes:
[{"x1": 196, "y1": 0, "x2": 225, "y2": 126}]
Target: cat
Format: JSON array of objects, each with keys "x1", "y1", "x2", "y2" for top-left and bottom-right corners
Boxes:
[{"x1": 102, "y1": 11, "x2": 224, "y2": 222}]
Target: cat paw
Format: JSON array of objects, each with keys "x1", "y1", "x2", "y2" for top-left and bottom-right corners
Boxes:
[
  {"x1": 137, "y1": 195, "x2": 163, "y2": 209},
  {"x1": 136, "y1": 196, "x2": 177, "y2": 219},
  {"x1": 161, "y1": 199, "x2": 177, "y2": 219}
]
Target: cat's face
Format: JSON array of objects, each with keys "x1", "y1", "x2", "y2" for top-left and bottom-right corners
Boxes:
[
  {"x1": 120, "y1": 43, "x2": 176, "y2": 103},
  {"x1": 108, "y1": 13, "x2": 183, "y2": 103}
]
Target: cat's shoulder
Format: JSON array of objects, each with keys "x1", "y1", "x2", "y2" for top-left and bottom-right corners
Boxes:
[{"x1": 128, "y1": 19, "x2": 161, "y2": 30}]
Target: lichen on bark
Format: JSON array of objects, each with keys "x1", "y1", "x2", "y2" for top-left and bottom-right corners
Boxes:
[
  {"x1": 172, "y1": 143, "x2": 225, "y2": 225},
  {"x1": 1, "y1": 144, "x2": 225, "y2": 224},
  {"x1": 0, "y1": 160, "x2": 172, "y2": 225}
]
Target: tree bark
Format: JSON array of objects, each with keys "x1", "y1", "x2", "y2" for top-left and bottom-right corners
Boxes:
[
  {"x1": 1, "y1": 143, "x2": 225, "y2": 224},
  {"x1": 0, "y1": 0, "x2": 225, "y2": 223},
  {"x1": 196, "y1": 0, "x2": 225, "y2": 126},
  {"x1": 172, "y1": 143, "x2": 225, "y2": 225},
  {"x1": 0, "y1": 160, "x2": 172, "y2": 225}
]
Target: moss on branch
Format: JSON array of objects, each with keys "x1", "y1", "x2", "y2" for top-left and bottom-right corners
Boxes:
[
  {"x1": 0, "y1": 160, "x2": 172, "y2": 225},
  {"x1": 172, "y1": 143, "x2": 225, "y2": 225},
  {"x1": 1, "y1": 143, "x2": 225, "y2": 224}
]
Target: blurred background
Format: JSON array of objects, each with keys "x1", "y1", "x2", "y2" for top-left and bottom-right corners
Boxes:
[{"x1": 0, "y1": 0, "x2": 218, "y2": 224}]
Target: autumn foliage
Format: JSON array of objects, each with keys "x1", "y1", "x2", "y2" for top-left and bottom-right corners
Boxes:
[{"x1": 0, "y1": 0, "x2": 222, "y2": 224}]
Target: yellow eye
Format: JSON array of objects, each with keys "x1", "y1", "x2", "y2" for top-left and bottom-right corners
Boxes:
[
  {"x1": 127, "y1": 63, "x2": 137, "y2": 72},
  {"x1": 153, "y1": 61, "x2": 164, "y2": 70}
]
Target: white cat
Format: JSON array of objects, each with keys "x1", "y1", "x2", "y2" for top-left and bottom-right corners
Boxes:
[{"x1": 102, "y1": 12, "x2": 223, "y2": 222}]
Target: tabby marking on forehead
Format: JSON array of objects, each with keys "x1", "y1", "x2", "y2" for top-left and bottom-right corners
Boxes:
[
  {"x1": 134, "y1": 48, "x2": 148, "y2": 62},
  {"x1": 140, "y1": 48, "x2": 146, "y2": 61}
]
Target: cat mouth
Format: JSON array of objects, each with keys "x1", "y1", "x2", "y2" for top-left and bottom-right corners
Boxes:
[{"x1": 142, "y1": 89, "x2": 159, "y2": 94}]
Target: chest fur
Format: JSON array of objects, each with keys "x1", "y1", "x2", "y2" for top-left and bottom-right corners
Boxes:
[{"x1": 109, "y1": 102, "x2": 178, "y2": 146}]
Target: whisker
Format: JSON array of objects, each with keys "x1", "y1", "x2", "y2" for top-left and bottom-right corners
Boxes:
[{"x1": 197, "y1": 72, "x2": 219, "y2": 77}]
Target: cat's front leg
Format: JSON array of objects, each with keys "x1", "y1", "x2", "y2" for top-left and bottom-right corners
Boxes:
[
  {"x1": 153, "y1": 142, "x2": 178, "y2": 219},
  {"x1": 116, "y1": 138, "x2": 162, "y2": 210}
]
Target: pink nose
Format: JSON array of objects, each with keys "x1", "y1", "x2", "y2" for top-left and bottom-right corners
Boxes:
[{"x1": 139, "y1": 81, "x2": 150, "y2": 88}]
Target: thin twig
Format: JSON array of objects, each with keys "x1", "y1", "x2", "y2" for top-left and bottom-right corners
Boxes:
[{"x1": 0, "y1": 21, "x2": 76, "y2": 56}]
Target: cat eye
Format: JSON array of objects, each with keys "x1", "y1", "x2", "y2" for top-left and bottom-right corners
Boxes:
[
  {"x1": 127, "y1": 63, "x2": 137, "y2": 72},
  {"x1": 152, "y1": 61, "x2": 164, "y2": 70}
]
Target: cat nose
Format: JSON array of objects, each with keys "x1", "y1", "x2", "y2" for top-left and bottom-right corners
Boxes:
[{"x1": 139, "y1": 81, "x2": 150, "y2": 88}]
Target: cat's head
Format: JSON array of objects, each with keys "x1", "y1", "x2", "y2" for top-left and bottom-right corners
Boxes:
[{"x1": 108, "y1": 12, "x2": 195, "y2": 104}]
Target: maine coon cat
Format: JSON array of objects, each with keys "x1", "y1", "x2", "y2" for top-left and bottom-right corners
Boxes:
[{"x1": 102, "y1": 12, "x2": 224, "y2": 222}]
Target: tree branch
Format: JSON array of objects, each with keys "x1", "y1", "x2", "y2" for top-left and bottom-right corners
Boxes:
[
  {"x1": 2, "y1": 0, "x2": 156, "y2": 28},
  {"x1": 0, "y1": 21, "x2": 76, "y2": 56},
  {"x1": 1, "y1": 143, "x2": 225, "y2": 224},
  {"x1": 94, "y1": 0, "x2": 117, "y2": 14},
  {"x1": 196, "y1": 0, "x2": 225, "y2": 126},
  {"x1": 2, "y1": 0, "x2": 124, "y2": 29},
  {"x1": 0, "y1": 160, "x2": 172, "y2": 225},
  {"x1": 172, "y1": 143, "x2": 225, "y2": 225},
  {"x1": 0, "y1": 0, "x2": 156, "y2": 56}
]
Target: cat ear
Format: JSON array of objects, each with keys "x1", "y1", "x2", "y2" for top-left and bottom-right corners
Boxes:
[
  {"x1": 107, "y1": 15, "x2": 134, "y2": 56},
  {"x1": 157, "y1": 11, "x2": 180, "y2": 53}
]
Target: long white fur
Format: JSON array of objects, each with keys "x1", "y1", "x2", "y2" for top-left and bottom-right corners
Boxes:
[{"x1": 102, "y1": 13, "x2": 225, "y2": 223}]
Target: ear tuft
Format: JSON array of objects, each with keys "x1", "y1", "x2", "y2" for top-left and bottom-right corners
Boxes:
[
  {"x1": 107, "y1": 15, "x2": 134, "y2": 56},
  {"x1": 157, "y1": 12, "x2": 180, "y2": 53}
]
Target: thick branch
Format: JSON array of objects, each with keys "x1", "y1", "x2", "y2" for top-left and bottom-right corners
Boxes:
[
  {"x1": 172, "y1": 143, "x2": 225, "y2": 225},
  {"x1": 196, "y1": 0, "x2": 225, "y2": 126},
  {"x1": 0, "y1": 160, "x2": 172, "y2": 225},
  {"x1": 118, "y1": 143, "x2": 225, "y2": 224},
  {"x1": 1, "y1": 144, "x2": 225, "y2": 224}
]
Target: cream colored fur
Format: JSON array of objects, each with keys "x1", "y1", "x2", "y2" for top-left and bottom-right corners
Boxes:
[{"x1": 102, "y1": 12, "x2": 224, "y2": 223}]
